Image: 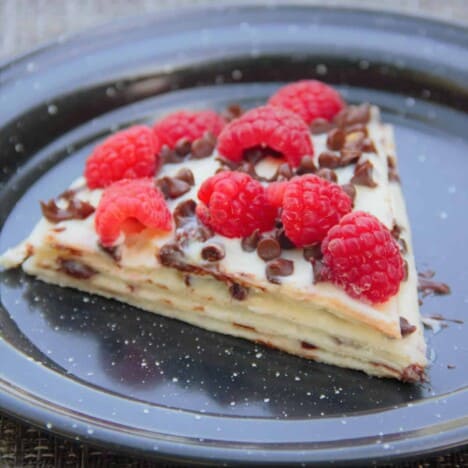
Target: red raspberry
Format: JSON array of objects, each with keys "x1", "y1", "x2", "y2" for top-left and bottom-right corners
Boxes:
[
  {"x1": 268, "y1": 80, "x2": 345, "y2": 124},
  {"x1": 281, "y1": 175, "x2": 352, "y2": 247},
  {"x1": 95, "y1": 178, "x2": 172, "y2": 247},
  {"x1": 153, "y1": 110, "x2": 225, "y2": 148},
  {"x1": 321, "y1": 211, "x2": 405, "y2": 304},
  {"x1": 85, "y1": 126, "x2": 160, "y2": 189},
  {"x1": 217, "y1": 105, "x2": 313, "y2": 168},
  {"x1": 196, "y1": 171, "x2": 277, "y2": 238}
]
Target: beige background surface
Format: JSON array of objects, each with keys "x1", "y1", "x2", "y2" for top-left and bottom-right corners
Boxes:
[{"x1": 0, "y1": 0, "x2": 467, "y2": 61}]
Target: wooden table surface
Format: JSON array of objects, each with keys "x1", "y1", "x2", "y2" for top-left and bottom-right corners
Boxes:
[{"x1": 0, "y1": 1, "x2": 467, "y2": 466}]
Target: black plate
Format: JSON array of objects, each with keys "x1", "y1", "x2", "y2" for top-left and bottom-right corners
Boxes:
[{"x1": 0, "y1": 5, "x2": 467, "y2": 465}]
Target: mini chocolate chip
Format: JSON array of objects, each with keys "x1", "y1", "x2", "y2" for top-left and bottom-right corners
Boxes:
[
  {"x1": 160, "y1": 144, "x2": 183, "y2": 164},
  {"x1": 276, "y1": 163, "x2": 293, "y2": 181},
  {"x1": 362, "y1": 137, "x2": 376, "y2": 153},
  {"x1": 341, "y1": 183, "x2": 357, "y2": 202},
  {"x1": 400, "y1": 317, "x2": 416, "y2": 336},
  {"x1": 318, "y1": 150, "x2": 341, "y2": 169},
  {"x1": 276, "y1": 229, "x2": 296, "y2": 249},
  {"x1": 174, "y1": 137, "x2": 192, "y2": 156},
  {"x1": 201, "y1": 243, "x2": 225, "y2": 262},
  {"x1": 391, "y1": 222, "x2": 402, "y2": 239},
  {"x1": 223, "y1": 104, "x2": 243, "y2": 122},
  {"x1": 316, "y1": 168, "x2": 338, "y2": 183},
  {"x1": 156, "y1": 176, "x2": 191, "y2": 199},
  {"x1": 296, "y1": 155, "x2": 317, "y2": 175},
  {"x1": 159, "y1": 243, "x2": 185, "y2": 267},
  {"x1": 340, "y1": 148, "x2": 361, "y2": 166},
  {"x1": 257, "y1": 237, "x2": 281, "y2": 261},
  {"x1": 229, "y1": 283, "x2": 249, "y2": 300},
  {"x1": 403, "y1": 259, "x2": 409, "y2": 281},
  {"x1": 173, "y1": 199, "x2": 197, "y2": 227},
  {"x1": 191, "y1": 135, "x2": 215, "y2": 159},
  {"x1": 41, "y1": 198, "x2": 95, "y2": 223},
  {"x1": 241, "y1": 229, "x2": 260, "y2": 252},
  {"x1": 351, "y1": 160, "x2": 377, "y2": 187},
  {"x1": 175, "y1": 167, "x2": 195, "y2": 186},
  {"x1": 326, "y1": 128, "x2": 346, "y2": 151},
  {"x1": 387, "y1": 156, "x2": 400, "y2": 182},
  {"x1": 334, "y1": 103, "x2": 371, "y2": 128},
  {"x1": 58, "y1": 258, "x2": 96, "y2": 279},
  {"x1": 303, "y1": 244, "x2": 322, "y2": 261},
  {"x1": 311, "y1": 259, "x2": 328, "y2": 283},
  {"x1": 265, "y1": 258, "x2": 294, "y2": 284},
  {"x1": 310, "y1": 118, "x2": 333, "y2": 135}
]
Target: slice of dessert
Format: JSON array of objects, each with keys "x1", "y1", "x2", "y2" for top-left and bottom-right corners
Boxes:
[{"x1": 0, "y1": 81, "x2": 427, "y2": 382}]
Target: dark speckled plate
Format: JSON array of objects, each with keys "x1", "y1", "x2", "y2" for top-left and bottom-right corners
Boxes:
[{"x1": 0, "y1": 5, "x2": 467, "y2": 465}]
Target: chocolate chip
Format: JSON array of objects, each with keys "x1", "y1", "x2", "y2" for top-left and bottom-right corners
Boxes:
[
  {"x1": 257, "y1": 237, "x2": 281, "y2": 261},
  {"x1": 387, "y1": 156, "x2": 400, "y2": 182},
  {"x1": 159, "y1": 243, "x2": 185, "y2": 267},
  {"x1": 326, "y1": 128, "x2": 346, "y2": 151},
  {"x1": 310, "y1": 118, "x2": 333, "y2": 135},
  {"x1": 417, "y1": 275, "x2": 451, "y2": 296},
  {"x1": 391, "y1": 221, "x2": 403, "y2": 239},
  {"x1": 351, "y1": 160, "x2": 377, "y2": 187},
  {"x1": 191, "y1": 134, "x2": 215, "y2": 159},
  {"x1": 265, "y1": 258, "x2": 294, "y2": 284},
  {"x1": 296, "y1": 155, "x2": 317, "y2": 175},
  {"x1": 275, "y1": 163, "x2": 293, "y2": 181},
  {"x1": 318, "y1": 150, "x2": 341, "y2": 169},
  {"x1": 194, "y1": 225, "x2": 214, "y2": 243},
  {"x1": 316, "y1": 168, "x2": 338, "y2": 183},
  {"x1": 58, "y1": 258, "x2": 96, "y2": 279},
  {"x1": 156, "y1": 176, "x2": 191, "y2": 199},
  {"x1": 400, "y1": 317, "x2": 417, "y2": 337},
  {"x1": 201, "y1": 243, "x2": 225, "y2": 262},
  {"x1": 174, "y1": 137, "x2": 192, "y2": 156},
  {"x1": 339, "y1": 148, "x2": 361, "y2": 166},
  {"x1": 303, "y1": 244, "x2": 322, "y2": 261},
  {"x1": 334, "y1": 103, "x2": 371, "y2": 128},
  {"x1": 40, "y1": 198, "x2": 95, "y2": 223},
  {"x1": 173, "y1": 199, "x2": 197, "y2": 227},
  {"x1": 160, "y1": 144, "x2": 183, "y2": 164},
  {"x1": 241, "y1": 229, "x2": 260, "y2": 252},
  {"x1": 175, "y1": 167, "x2": 195, "y2": 186},
  {"x1": 223, "y1": 103, "x2": 243, "y2": 122},
  {"x1": 276, "y1": 229, "x2": 296, "y2": 249},
  {"x1": 341, "y1": 183, "x2": 356, "y2": 202},
  {"x1": 229, "y1": 283, "x2": 249, "y2": 300},
  {"x1": 311, "y1": 259, "x2": 328, "y2": 283}
]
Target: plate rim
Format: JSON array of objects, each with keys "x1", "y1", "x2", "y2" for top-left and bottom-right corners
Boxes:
[{"x1": 0, "y1": 3, "x2": 467, "y2": 464}]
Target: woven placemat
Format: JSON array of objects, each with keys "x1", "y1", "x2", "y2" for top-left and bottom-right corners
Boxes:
[{"x1": 0, "y1": 414, "x2": 466, "y2": 467}]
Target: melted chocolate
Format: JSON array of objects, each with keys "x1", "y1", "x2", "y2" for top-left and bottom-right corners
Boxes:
[
  {"x1": 58, "y1": 258, "x2": 97, "y2": 279},
  {"x1": 41, "y1": 198, "x2": 95, "y2": 223}
]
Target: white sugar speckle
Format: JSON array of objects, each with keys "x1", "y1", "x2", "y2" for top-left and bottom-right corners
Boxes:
[
  {"x1": 263, "y1": 398, "x2": 270, "y2": 403},
  {"x1": 319, "y1": 394, "x2": 326, "y2": 400},
  {"x1": 46, "y1": 423, "x2": 52, "y2": 429},
  {"x1": 172, "y1": 377, "x2": 178, "y2": 383},
  {"x1": 251, "y1": 362, "x2": 257, "y2": 368},
  {"x1": 230, "y1": 401, "x2": 236, "y2": 406},
  {"x1": 315, "y1": 64, "x2": 327, "y2": 75},
  {"x1": 255, "y1": 352, "x2": 263, "y2": 359},
  {"x1": 14, "y1": 143, "x2": 24, "y2": 152},
  {"x1": 231, "y1": 69, "x2": 242, "y2": 80},
  {"x1": 47, "y1": 104, "x2": 58, "y2": 115}
]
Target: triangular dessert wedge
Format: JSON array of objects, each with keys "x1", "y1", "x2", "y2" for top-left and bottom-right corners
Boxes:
[{"x1": 0, "y1": 86, "x2": 427, "y2": 382}]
